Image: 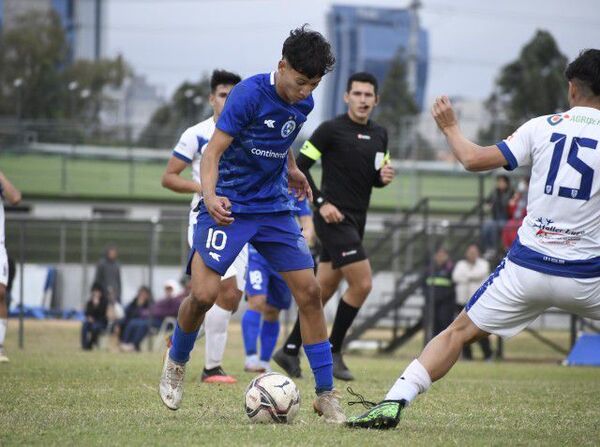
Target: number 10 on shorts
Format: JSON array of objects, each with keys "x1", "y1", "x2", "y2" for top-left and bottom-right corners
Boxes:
[{"x1": 206, "y1": 228, "x2": 228, "y2": 250}]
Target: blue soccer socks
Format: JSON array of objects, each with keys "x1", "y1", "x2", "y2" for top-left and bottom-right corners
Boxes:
[{"x1": 304, "y1": 340, "x2": 334, "y2": 394}]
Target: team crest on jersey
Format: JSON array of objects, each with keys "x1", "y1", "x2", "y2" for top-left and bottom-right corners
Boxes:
[
  {"x1": 281, "y1": 120, "x2": 296, "y2": 138},
  {"x1": 547, "y1": 114, "x2": 570, "y2": 126}
]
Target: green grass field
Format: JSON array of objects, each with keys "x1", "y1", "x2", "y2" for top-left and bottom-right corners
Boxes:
[
  {"x1": 1, "y1": 152, "x2": 491, "y2": 212},
  {"x1": 1, "y1": 321, "x2": 599, "y2": 446}
]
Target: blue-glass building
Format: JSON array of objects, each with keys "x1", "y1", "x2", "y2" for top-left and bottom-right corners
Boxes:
[{"x1": 325, "y1": 5, "x2": 429, "y2": 117}]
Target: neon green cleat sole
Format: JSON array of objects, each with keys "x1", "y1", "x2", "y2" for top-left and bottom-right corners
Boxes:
[{"x1": 345, "y1": 400, "x2": 405, "y2": 430}]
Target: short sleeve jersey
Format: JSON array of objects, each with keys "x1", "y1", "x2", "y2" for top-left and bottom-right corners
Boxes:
[
  {"x1": 172, "y1": 117, "x2": 215, "y2": 217},
  {"x1": 215, "y1": 72, "x2": 314, "y2": 214},
  {"x1": 496, "y1": 106, "x2": 600, "y2": 276},
  {"x1": 300, "y1": 114, "x2": 389, "y2": 212}
]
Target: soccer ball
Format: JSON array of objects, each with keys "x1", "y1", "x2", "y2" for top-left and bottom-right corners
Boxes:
[{"x1": 244, "y1": 372, "x2": 300, "y2": 424}]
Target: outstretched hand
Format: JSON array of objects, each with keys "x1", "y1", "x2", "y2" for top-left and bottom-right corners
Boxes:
[{"x1": 431, "y1": 96, "x2": 458, "y2": 133}]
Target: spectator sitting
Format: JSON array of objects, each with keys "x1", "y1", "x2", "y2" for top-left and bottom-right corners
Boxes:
[
  {"x1": 120, "y1": 280, "x2": 183, "y2": 352},
  {"x1": 452, "y1": 243, "x2": 493, "y2": 360},
  {"x1": 115, "y1": 286, "x2": 153, "y2": 342},
  {"x1": 481, "y1": 174, "x2": 513, "y2": 259},
  {"x1": 81, "y1": 283, "x2": 109, "y2": 350}
]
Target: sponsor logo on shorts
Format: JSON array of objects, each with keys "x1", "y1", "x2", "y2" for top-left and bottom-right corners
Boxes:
[
  {"x1": 209, "y1": 252, "x2": 221, "y2": 262},
  {"x1": 341, "y1": 249, "x2": 357, "y2": 257}
]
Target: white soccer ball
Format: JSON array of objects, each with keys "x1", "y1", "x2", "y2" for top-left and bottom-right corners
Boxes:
[{"x1": 244, "y1": 372, "x2": 300, "y2": 424}]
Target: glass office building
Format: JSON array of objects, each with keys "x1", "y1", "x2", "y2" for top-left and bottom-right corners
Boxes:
[{"x1": 325, "y1": 5, "x2": 429, "y2": 118}]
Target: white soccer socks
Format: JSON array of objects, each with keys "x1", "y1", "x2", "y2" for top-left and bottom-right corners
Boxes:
[
  {"x1": 204, "y1": 304, "x2": 232, "y2": 370},
  {"x1": 0, "y1": 319, "x2": 7, "y2": 346},
  {"x1": 385, "y1": 359, "x2": 432, "y2": 404}
]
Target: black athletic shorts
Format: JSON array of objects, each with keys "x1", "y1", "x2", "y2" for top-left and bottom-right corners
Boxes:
[{"x1": 314, "y1": 208, "x2": 367, "y2": 269}]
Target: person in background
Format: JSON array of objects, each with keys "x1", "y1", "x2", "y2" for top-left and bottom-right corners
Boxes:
[
  {"x1": 0, "y1": 171, "x2": 21, "y2": 363},
  {"x1": 426, "y1": 246, "x2": 456, "y2": 337},
  {"x1": 120, "y1": 280, "x2": 182, "y2": 352},
  {"x1": 502, "y1": 176, "x2": 529, "y2": 250},
  {"x1": 452, "y1": 243, "x2": 492, "y2": 360},
  {"x1": 481, "y1": 175, "x2": 513, "y2": 259},
  {"x1": 81, "y1": 283, "x2": 109, "y2": 350},
  {"x1": 94, "y1": 245, "x2": 122, "y2": 304},
  {"x1": 116, "y1": 286, "x2": 153, "y2": 343}
]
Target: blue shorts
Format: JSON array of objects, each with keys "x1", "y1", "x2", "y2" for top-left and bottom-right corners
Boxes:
[
  {"x1": 188, "y1": 210, "x2": 313, "y2": 278},
  {"x1": 245, "y1": 247, "x2": 292, "y2": 310}
]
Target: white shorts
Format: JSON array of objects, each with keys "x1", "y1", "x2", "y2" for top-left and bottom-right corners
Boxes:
[
  {"x1": 466, "y1": 258, "x2": 600, "y2": 338},
  {"x1": 188, "y1": 217, "x2": 247, "y2": 291},
  {"x1": 0, "y1": 246, "x2": 7, "y2": 287}
]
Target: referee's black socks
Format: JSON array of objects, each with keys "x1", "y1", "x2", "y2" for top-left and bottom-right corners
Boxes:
[
  {"x1": 330, "y1": 298, "x2": 360, "y2": 354},
  {"x1": 283, "y1": 298, "x2": 361, "y2": 356},
  {"x1": 283, "y1": 317, "x2": 303, "y2": 356}
]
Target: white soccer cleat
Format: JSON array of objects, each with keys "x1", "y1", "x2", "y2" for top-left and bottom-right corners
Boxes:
[
  {"x1": 244, "y1": 354, "x2": 266, "y2": 373},
  {"x1": 159, "y1": 348, "x2": 186, "y2": 410},
  {"x1": 0, "y1": 347, "x2": 9, "y2": 363},
  {"x1": 313, "y1": 389, "x2": 347, "y2": 424}
]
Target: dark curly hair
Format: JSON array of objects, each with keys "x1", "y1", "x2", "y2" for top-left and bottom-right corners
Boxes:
[
  {"x1": 565, "y1": 49, "x2": 600, "y2": 97},
  {"x1": 210, "y1": 69, "x2": 242, "y2": 93},
  {"x1": 281, "y1": 24, "x2": 335, "y2": 78}
]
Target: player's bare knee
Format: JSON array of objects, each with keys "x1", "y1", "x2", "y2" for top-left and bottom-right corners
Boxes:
[
  {"x1": 351, "y1": 276, "x2": 372, "y2": 298},
  {"x1": 248, "y1": 295, "x2": 266, "y2": 312},
  {"x1": 224, "y1": 288, "x2": 242, "y2": 313},
  {"x1": 295, "y1": 282, "x2": 322, "y2": 310},
  {"x1": 263, "y1": 305, "x2": 279, "y2": 322},
  {"x1": 189, "y1": 287, "x2": 217, "y2": 314},
  {"x1": 444, "y1": 314, "x2": 482, "y2": 347}
]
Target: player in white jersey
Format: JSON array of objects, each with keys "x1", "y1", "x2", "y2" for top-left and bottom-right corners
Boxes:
[
  {"x1": 347, "y1": 49, "x2": 600, "y2": 429},
  {"x1": 0, "y1": 171, "x2": 22, "y2": 363},
  {"x1": 161, "y1": 69, "x2": 247, "y2": 384}
]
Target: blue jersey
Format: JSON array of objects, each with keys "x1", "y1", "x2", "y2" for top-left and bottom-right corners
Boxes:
[{"x1": 215, "y1": 72, "x2": 314, "y2": 214}]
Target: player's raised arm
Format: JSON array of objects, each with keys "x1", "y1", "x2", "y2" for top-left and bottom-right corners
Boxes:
[
  {"x1": 201, "y1": 129, "x2": 235, "y2": 225},
  {"x1": 432, "y1": 96, "x2": 507, "y2": 172},
  {"x1": 0, "y1": 171, "x2": 22, "y2": 205}
]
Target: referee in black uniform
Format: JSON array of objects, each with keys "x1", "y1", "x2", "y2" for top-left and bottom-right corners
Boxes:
[{"x1": 274, "y1": 72, "x2": 395, "y2": 380}]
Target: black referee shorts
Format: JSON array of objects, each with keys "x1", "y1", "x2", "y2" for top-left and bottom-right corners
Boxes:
[{"x1": 314, "y1": 209, "x2": 367, "y2": 269}]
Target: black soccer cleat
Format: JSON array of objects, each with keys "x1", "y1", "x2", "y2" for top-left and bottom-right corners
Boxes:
[
  {"x1": 332, "y1": 352, "x2": 354, "y2": 381},
  {"x1": 273, "y1": 348, "x2": 302, "y2": 378}
]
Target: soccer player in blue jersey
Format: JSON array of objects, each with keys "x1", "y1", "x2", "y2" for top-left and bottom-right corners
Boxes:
[{"x1": 159, "y1": 25, "x2": 345, "y2": 423}]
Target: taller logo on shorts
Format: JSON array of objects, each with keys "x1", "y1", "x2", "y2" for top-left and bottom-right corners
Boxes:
[{"x1": 281, "y1": 120, "x2": 296, "y2": 138}]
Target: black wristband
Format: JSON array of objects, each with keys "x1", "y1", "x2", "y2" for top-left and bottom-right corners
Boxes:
[{"x1": 314, "y1": 196, "x2": 326, "y2": 209}]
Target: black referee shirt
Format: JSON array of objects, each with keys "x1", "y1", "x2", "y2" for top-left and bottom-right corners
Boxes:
[{"x1": 297, "y1": 113, "x2": 389, "y2": 213}]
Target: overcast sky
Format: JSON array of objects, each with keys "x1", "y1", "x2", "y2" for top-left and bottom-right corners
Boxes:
[{"x1": 105, "y1": 0, "x2": 600, "y2": 122}]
